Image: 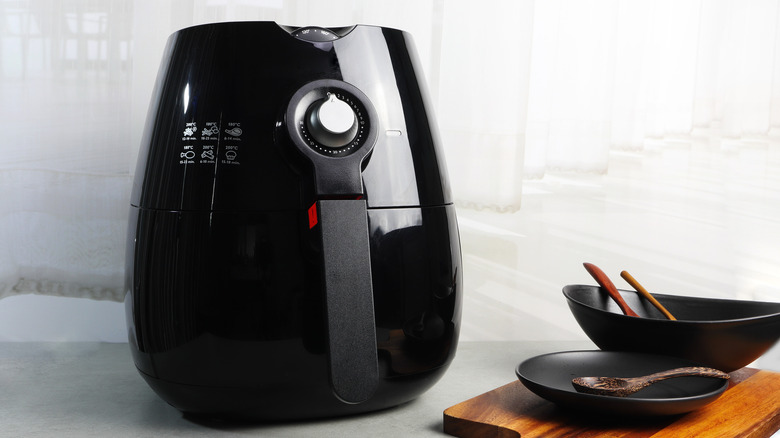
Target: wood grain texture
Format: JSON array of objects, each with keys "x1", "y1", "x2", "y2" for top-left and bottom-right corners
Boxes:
[
  {"x1": 619, "y1": 270, "x2": 676, "y2": 320},
  {"x1": 582, "y1": 263, "x2": 639, "y2": 317},
  {"x1": 572, "y1": 367, "x2": 730, "y2": 397},
  {"x1": 443, "y1": 368, "x2": 780, "y2": 438}
]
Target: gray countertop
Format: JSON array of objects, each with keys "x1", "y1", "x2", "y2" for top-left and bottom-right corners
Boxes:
[
  {"x1": 2, "y1": 341, "x2": 779, "y2": 437},
  {"x1": 0, "y1": 341, "x2": 585, "y2": 437}
]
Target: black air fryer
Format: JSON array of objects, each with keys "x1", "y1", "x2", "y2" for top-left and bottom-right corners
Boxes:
[{"x1": 125, "y1": 22, "x2": 462, "y2": 419}]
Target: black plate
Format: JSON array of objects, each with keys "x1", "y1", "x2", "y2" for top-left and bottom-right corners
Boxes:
[{"x1": 516, "y1": 351, "x2": 729, "y2": 416}]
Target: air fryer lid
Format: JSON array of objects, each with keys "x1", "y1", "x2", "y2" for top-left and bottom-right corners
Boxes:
[{"x1": 131, "y1": 22, "x2": 452, "y2": 213}]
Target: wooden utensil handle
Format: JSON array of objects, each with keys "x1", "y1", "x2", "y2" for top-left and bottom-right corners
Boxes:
[
  {"x1": 620, "y1": 270, "x2": 677, "y2": 320},
  {"x1": 645, "y1": 367, "x2": 730, "y2": 383},
  {"x1": 583, "y1": 263, "x2": 639, "y2": 317}
]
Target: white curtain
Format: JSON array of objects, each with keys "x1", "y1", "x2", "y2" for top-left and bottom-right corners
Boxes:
[
  {"x1": 0, "y1": 1, "x2": 133, "y2": 303},
  {"x1": 437, "y1": 0, "x2": 534, "y2": 211},
  {"x1": 1, "y1": 0, "x2": 780, "y2": 304},
  {"x1": 526, "y1": 0, "x2": 780, "y2": 178}
]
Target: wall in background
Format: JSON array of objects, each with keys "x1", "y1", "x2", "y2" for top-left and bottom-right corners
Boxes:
[{"x1": 1, "y1": 0, "x2": 779, "y2": 341}]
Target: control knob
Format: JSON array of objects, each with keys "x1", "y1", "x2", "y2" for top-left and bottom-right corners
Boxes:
[{"x1": 306, "y1": 94, "x2": 359, "y2": 148}]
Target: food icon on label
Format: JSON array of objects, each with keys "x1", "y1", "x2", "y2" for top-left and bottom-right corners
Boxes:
[
  {"x1": 183, "y1": 122, "x2": 197, "y2": 137},
  {"x1": 201, "y1": 150, "x2": 215, "y2": 160},
  {"x1": 202, "y1": 125, "x2": 218, "y2": 136},
  {"x1": 225, "y1": 150, "x2": 238, "y2": 160},
  {"x1": 181, "y1": 151, "x2": 196, "y2": 159},
  {"x1": 225, "y1": 127, "x2": 242, "y2": 137}
]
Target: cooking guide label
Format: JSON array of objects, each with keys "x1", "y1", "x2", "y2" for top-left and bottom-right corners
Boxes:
[
  {"x1": 221, "y1": 122, "x2": 241, "y2": 166},
  {"x1": 201, "y1": 121, "x2": 219, "y2": 140},
  {"x1": 224, "y1": 121, "x2": 242, "y2": 139},
  {"x1": 182, "y1": 122, "x2": 197, "y2": 139},
  {"x1": 222, "y1": 144, "x2": 240, "y2": 165},
  {"x1": 180, "y1": 120, "x2": 205, "y2": 164},
  {"x1": 178, "y1": 119, "x2": 243, "y2": 166},
  {"x1": 200, "y1": 144, "x2": 216, "y2": 164},
  {"x1": 180, "y1": 144, "x2": 196, "y2": 164}
]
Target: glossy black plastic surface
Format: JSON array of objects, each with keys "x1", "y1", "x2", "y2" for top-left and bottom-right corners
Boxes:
[
  {"x1": 126, "y1": 22, "x2": 461, "y2": 419},
  {"x1": 131, "y1": 21, "x2": 451, "y2": 211},
  {"x1": 564, "y1": 285, "x2": 780, "y2": 372},
  {"x1": 127, "y1": 205, "x2": 461, "y2": 418}
]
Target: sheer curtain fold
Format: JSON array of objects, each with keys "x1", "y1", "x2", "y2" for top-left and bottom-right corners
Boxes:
[
  {"x1": 526, "y1": 0, "x2": 618, "y2": 177},
  {"x1": 437, "y1": 0, "x2": 534, "y2": 211},
  {"x1": 527, "y1": 0, "x2": 780, "y2": 178},
  {"x1": 2, "y1": 0, "x2": 780, "y2": 303},
  {"x1": 1, "y1": 1, "x2": 133, "y2": 301},
  {"x1": 700, "y1": 0, "x2": 780, "y2": 138}
]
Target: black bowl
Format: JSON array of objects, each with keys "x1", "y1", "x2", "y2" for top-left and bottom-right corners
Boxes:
[{"x1": 564, "y1": 285, "x2": 780, "y2": 372}]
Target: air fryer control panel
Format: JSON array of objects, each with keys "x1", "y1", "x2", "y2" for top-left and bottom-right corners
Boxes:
[
  {"x1": 286, "y1": 80, "x2": 375, "y2": 158},
  {"x1": 306, "y1": 93, "x2": 358, "y2": 149},
  {"x1": 291, "y1": 26, "x2": 341, "y2": 42},
  {"x1": 283, "y1": 79, "x2": 379, "y2": 197}
]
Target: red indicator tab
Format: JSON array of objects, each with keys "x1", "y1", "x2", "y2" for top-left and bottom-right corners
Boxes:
[{"x1": 308, "y1": 202, "x2": 318, "y2": 229}]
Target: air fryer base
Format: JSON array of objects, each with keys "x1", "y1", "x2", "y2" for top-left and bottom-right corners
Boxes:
[{"x1": 137, "y1": 365, "x2": 449, "y2": 420}]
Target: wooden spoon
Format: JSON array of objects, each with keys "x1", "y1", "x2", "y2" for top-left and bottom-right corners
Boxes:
[
  {"x1": 583, "y1": 263, "x2": 639, "y2": 317},
  {"x1": 620, "y1": 270, "x2": 677, "y2": 320},
  {"x1": 572, "y1": 367, "x2": 730, "y2": 397}
]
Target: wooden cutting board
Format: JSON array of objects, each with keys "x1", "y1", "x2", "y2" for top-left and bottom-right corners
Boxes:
[{"x1": 443, "y1": 367, "x2": 780, "y2": 437}]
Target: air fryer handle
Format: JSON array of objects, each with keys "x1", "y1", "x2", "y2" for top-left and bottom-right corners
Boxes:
[{"x1": 316, "y1": 199, "x2": 378, "y2": 404}]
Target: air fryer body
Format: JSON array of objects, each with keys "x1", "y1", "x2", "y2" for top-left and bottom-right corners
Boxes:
[{"x1": 126, "y1": 22, "x2": 462, "y2": 419}]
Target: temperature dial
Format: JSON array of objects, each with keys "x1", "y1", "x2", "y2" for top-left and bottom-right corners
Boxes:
[
  {"x1": 306, "y1": 94, "x2": 359, "y2": 148},
  {"x1": 285, "y1": 79, "x2": 377, "y2": 159},
  {"x1": 291, "y1": 26, "x2": 339, "y2": 42}
]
